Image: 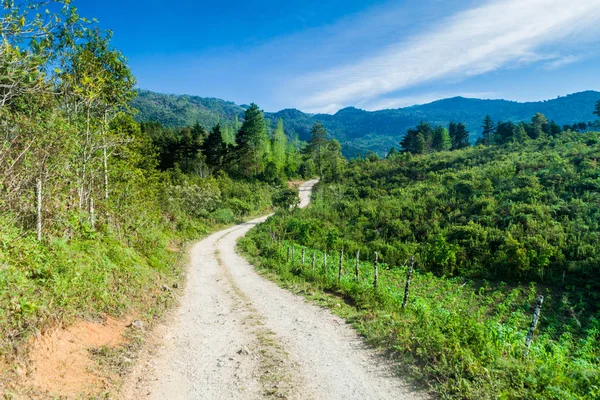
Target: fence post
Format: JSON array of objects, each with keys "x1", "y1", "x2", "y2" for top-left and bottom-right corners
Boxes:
[
  {"x1": 323, "y1": 251, "x2": 327, "y2": 276},
  {"x1": 36, "y1": 179, "x2": 42, "y2": 241},
  {"x1": 525, "y1": 295, "x2": 544, "y2": 357},
  {"x1": 302, "y1": 248, "x2": 305, "y2": 266},
  {"x1": 312, "y1": 251, "x2": 316, "y2": 273},
  {"x1": 402, "y1": 256, "x2": 415, "y2": 308},
  {"x1": 373, "y1": 252, "x2": 379, "y2": 291},
  {"x1": 355, "y1": 250, "x2": 360, "y2": 281},
  {"x1": 287, "y1": 246, "x2": 291, "y2": 262},
  {"x1": 338, "y1": 249, "x2": 344, "y2": 283},
  {"x1": 90, "y1": 197, "x2": 95, "y2": 230},
  {"x1": 291, "y1": 245, "x2": 295, "y2": 268}
]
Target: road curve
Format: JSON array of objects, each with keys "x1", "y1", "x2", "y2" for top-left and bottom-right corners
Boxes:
[{"x1": 129, "y1": 179, "x2": 426, "y2": 400}]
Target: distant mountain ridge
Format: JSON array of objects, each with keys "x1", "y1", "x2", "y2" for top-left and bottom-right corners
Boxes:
[{"x1": 132, "y1": 90, "x2": 600, "y2": 156}]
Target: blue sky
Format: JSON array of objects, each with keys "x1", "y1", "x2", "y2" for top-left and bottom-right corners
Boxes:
[{"x1": 75, "y1": 0, "x2": 600, "y2": 113}]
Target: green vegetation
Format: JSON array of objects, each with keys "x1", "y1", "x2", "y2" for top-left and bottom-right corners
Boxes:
[
  {"x1": 240, "y1": 130, "x2": 600, "y2": 398},
  {"x1": 133, "y1": 90, "x2": 600, "y2": 156},
  {"x1": 0, "y1": 0, "x2": 307, "y2": 357}
]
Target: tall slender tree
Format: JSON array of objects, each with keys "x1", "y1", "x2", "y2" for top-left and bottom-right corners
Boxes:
[
  {"x1": 271, "y1": 119, "x2": 288, "y2": 174},
  {"x1": 594, "y1": 100, "x2": 600, "y2": 119},
  {"x1": 306, "y1": 122, "x2": 328, "y2": 177},
  {"x1": 481, "y1": 115, "x2": 496, "y2": 145},
  {"x1": 531, "y1": 113, "x2": 548, "y2": 139},
  {"x1": 202, "y1": 123, "x2": 226, "y2": 170},
  {"x1": 432, "y1": 127, "x2": 452, "y2": 151},
  {"x1": 235, "y1": 103, "x2": 270, "y2": 177}
]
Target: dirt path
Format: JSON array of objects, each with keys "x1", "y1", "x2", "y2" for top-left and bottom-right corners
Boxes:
[{"x1": 125, "y1": 180, "x2": 426, "y2": 399}]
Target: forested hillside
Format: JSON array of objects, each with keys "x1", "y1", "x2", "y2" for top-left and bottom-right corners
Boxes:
[
  {"x1": 133, "y1": 90, "x2": 600, "y2": 156},
  {"x1": 241, "y1": 129, "x2": 600, "y2": 398}
]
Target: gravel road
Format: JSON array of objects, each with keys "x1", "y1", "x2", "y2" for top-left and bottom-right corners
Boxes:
[{"x1": 126, "y1": 179, "x2": 427, "y2": 400}]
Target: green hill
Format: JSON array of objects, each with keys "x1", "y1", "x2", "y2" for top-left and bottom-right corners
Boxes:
[{"x1": 132, "y1": 90, "x2": 600, "y2": 156}]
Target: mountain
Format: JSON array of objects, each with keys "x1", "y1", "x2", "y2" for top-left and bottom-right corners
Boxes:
[
  {"x1": 132, "y1": 90, "x2": 600, "y2": 156},
  {"x1": 132, "y1": 90, "x2": 246, "y2": 128}
]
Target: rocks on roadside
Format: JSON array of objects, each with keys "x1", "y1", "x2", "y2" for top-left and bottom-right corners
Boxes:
[
  {"x1": 237, "y1": 347, "x2": 251, "y2": 356},
  {"x1": 128, "y1": 320, "x2": 144, "y2": 330}
]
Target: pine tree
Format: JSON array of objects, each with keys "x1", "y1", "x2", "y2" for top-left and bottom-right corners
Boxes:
[
  {"x1": 513, "y1": 123, "x2": 529, "y2": 143},
  {"x1": 306, "y1": 122, "x2": 328, "y2": 177},
  {"x1": 495, "y1": 121, "x2": 515, "y2": 144},
  {"x1": 594, "y1": 100, "x2": 600, "y2": 118},
  {"x1": 271, "y1": 118, "x2": 287, "y2": 174},
  {"x1": 449, "y1": 122, "x2": 470, "y2": 149},
  {"x1": 235, "y1": 103, "x2": 269, "y2": 177},
  {"x1": 202, "y1": 123, "x2": 226, "y2": 170},
  {"x1": 432, "y1": 127, "x2": 452, "y2": 151},
  {"x1": 401, "y1": 122, "x2": 432, "y2": 154},
  {"x1": 481, "y1": 115, "x2": 495, "y2": 145},
  {"x1": 323, "y1": 140, "x2": 345, "y2": 182}
]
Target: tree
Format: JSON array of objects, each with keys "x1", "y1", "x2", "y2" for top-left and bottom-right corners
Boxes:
[
  {"x1": 271, "y1": 119, "x2": 288, "y2": 175},
  {"x1": 453, "y1": 123, "x2": 470, "y2": 149},
  {"x1": 235, "y1": 103, "x2": 270, "y2": 177},
  {"x1": 594, "y1": 100, "x2": 600, "y2": 119},
  {"x1": 432, "y1": 127, "x2": 452, "y2": 151},
  {"x1": 481, "y1": 115, "x2": 495, "y2": 145},
  {"x1": 202, "y1": 123, "x2": 226, "y2": 170},
  {"x1": 323, "y1": 140, "x2": 345, "y2": 182},
  {"x1": 306, "y1": 122, "x2": 328, "y2": 177},
  {"x1": 513, "y1": 123, "x2": 529, "y2": 143},
  {"x1": 495, "y1": 121, "x2": 515, "y2": 144},
  {"x1": 531, "y1": 113, "x2": 548, "y2": 139},
  {"x1": 401, "y1": 122, "x2": 432, "y2": 154},
  {"x1": 273, "y1": 187, "x2": 299, "y2": 211}
]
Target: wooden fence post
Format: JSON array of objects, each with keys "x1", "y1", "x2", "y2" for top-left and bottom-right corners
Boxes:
[
  {"x1": 355, "y1": 250, "x2": 360, "y2": 281},
  {"x1": 90, "y1": 197, "x2": 95, "y2": 230},
  {"x1": 323, "y1": 251, "x2": 327, "y2": 276},
  {"x1": 525, "y1": 295, "x2": 544, "y2": 357},
  {"x1": 402, "y1": 256, "x2": 415, "y2": 308},
  {"x1": 312, "y1": 252, "x2": 316, "y2": 272},
  {"x1": 291, "y1": 245, "x2": 295, "y2": 267},
  {"x1": 36, "y1": 179, "x2": 42, "y2": 241},
  {"x1": 302, "y1": 248, "x2": 306, "y2": 266},
  {"x1": 287, "y1": 246, "x2": 291, "y2": 262},
  {"x1": 373, "y1": 252, "x2": 379, "y2": 291},
  {"x1": 338, "y1": 249, "x2": 344, "y2": 283}
]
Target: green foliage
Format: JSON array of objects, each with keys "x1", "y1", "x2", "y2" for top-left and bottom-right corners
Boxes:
[
  {"x1": 234, "y1": 103, "x2": 271, "y2": 178},
  {"x1": 432, "y1": 127, "x2": 452, "y2": 152},
  {"x1": 272, "y1": 187, "x2": 300, "y2": 211},
  {"x1": 240, "y1": 131, "x2": 600, "y2": 398},
  {"x1": 132, "y1": 90, "x2": 600, "y2": 156},
  {"x1": 0, "y1": 1, "x2": 281, "y2": 357}
]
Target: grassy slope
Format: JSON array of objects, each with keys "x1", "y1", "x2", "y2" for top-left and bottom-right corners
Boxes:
[{"x1": 239, "y1": 136, "x2": 600, "y2": 399}]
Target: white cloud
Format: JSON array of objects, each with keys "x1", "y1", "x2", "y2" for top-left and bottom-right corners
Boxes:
[
  {"x1": 543, "y1": 55, "x2": 585, "y2": 70},
  {"x1": 297, "y1": 0, "x2": 600, "y2": 113}
]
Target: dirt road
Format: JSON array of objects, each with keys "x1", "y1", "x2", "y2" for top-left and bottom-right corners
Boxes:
[{"x1": 128, "y1": 179, "x2": 426, "y2": 399}]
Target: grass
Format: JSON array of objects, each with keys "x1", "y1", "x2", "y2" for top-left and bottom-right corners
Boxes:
[{"x1": 239, "y1": 234, "x2": 600, "y2": 400}]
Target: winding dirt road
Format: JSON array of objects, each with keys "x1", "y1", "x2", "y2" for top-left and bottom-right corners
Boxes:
[{"x1": 125, "y1": 180, "x2": 426, "y2": 399}]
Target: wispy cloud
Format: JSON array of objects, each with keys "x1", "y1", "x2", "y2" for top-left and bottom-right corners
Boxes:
[
  {"x1": 297, "y1": 0, "x2": 600, "y2": 113},
  {"x1": 543, "y1": 55, "x2": 585, "y2": 70}
]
